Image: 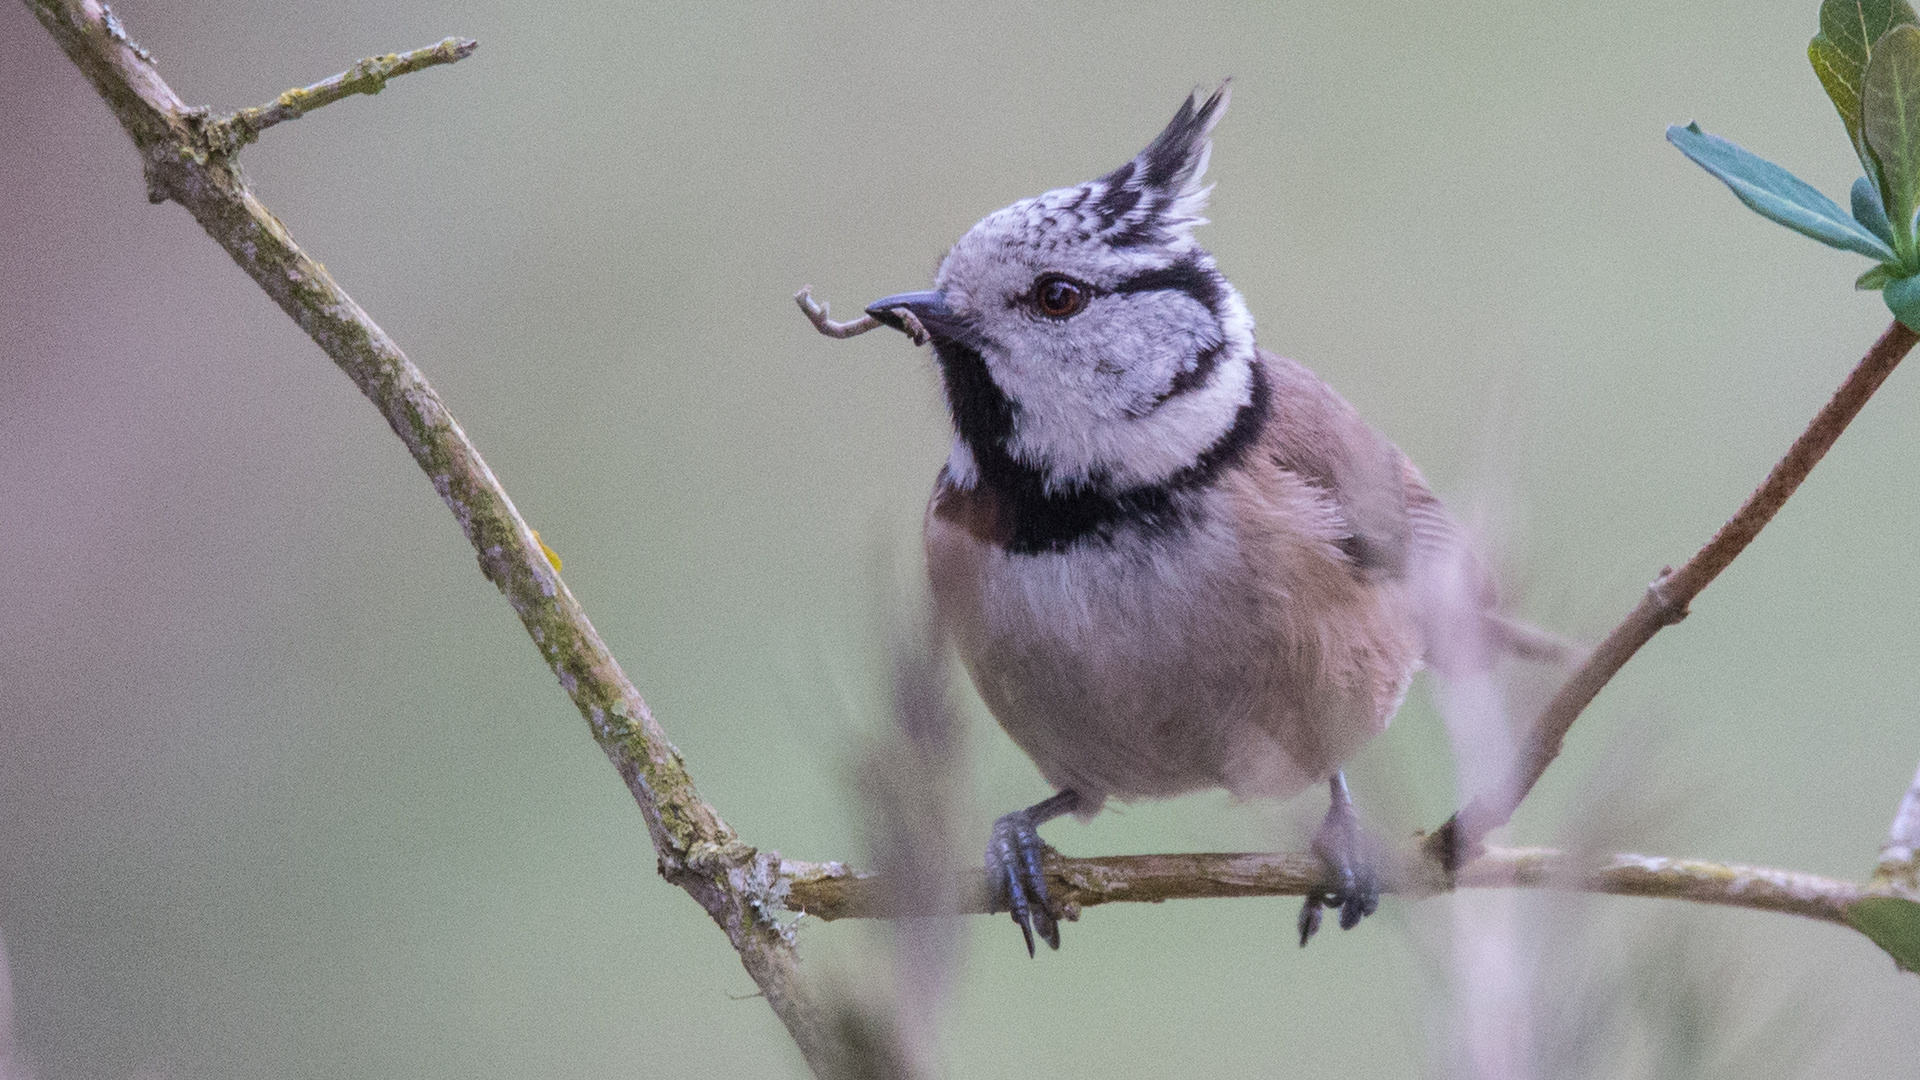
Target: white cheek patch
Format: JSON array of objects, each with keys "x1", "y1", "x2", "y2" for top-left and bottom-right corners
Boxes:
[{"x1": 998, "y1": 287, "x2": 1256, "y2": 491}]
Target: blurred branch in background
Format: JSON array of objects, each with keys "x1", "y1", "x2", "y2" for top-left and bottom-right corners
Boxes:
[
  {"x1": 837, "y1": 618, "x2": 970, "y2": 1077},
  {"x1": 27, "y1": 0, "x2": 1920, "y2": 1073}
]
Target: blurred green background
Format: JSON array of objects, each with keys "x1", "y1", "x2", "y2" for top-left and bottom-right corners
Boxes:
[{"x1": 4, "y1": 0, "x2": 1920, "y2": 1076}]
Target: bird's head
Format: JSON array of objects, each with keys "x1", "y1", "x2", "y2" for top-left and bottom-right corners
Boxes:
[{"x1": 868, "y1": 84, "x2": 1258, "y2": 493}]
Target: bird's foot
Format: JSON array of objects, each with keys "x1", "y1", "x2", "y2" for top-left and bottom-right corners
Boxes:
[
  {"x1": 985, "y1": 789, "x2": 1080, "y2": 957},
  {"x1": 1298, "y1": 772, "x2": 1381, "y2": 946}
]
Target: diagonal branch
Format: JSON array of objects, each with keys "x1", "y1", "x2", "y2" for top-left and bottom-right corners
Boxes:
[
  {"x1": 21, "y1": 2, "x2": 882, "y2": 1074},
  {"x1": 206, "y1": 36, "x2": 478, "y2": 154},
  {"x1": 1429, "y1": 318, "x2": 1920, "y2": 868}
]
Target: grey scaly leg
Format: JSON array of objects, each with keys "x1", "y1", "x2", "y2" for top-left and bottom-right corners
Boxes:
[
  {"x1": 986, "y1": 789, "x2": 1081, "y2": 956},
  {"x1": 1298, "y1": 771, "x2": 1380, "y2": 946}
]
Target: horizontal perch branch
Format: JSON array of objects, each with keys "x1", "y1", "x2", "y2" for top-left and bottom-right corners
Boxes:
[{"x1": 781, "y1": 845, "x2": 1872, "y2": 928}]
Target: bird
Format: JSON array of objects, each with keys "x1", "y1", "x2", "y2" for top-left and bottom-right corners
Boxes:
[{"x1": 856, "y1": 84, "x2": 1555, "y2": 955}]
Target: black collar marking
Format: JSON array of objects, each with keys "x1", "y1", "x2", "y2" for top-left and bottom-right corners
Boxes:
[{"x1": 933, "y1": 345, "x2": 1270, "y2": 555}]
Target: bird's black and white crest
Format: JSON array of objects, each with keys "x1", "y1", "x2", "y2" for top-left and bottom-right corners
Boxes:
[
  {"x1": 1088, "y1": 84, "x2": 1228, "y2": 250},
  {"x1": 917, "y1": 84, "x2": 1260, "y2": 531}
]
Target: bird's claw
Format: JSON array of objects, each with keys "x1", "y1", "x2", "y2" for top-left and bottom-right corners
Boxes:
[
  {"x1": 986, "y1": 807, "x2": 1059, "y2": 956},
  {"x1": 984, "y1": 790, "x2": 1080, "y2": 955},
  {"x1": 1298, "y1": 780, "x2": 1380, "y2": 947}
]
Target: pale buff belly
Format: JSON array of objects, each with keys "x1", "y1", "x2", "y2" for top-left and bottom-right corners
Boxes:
[{"x1": 926, "y1": 493, "x2": 1420, "y2": 811}]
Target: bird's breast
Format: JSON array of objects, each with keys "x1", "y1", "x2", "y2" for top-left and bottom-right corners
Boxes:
[{"x1": 925, "y1": 472, "x2": 1421, "y2": 808}]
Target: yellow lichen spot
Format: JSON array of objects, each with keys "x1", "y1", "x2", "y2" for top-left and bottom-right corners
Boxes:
[{"x1": 532, "y1": 529, "x2": 563, "y2": 572}]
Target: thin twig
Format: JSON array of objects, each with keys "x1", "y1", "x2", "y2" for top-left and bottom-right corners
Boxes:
[
  {"x1": 1430, "y1": 318, "x2": 1920, "y2": 868},
  {"x1": 782, "y1": 845, "x2": 1867, "y2": 928},
  {"x1": 206, "y1": 37, "x2": 478, "y2": 154},
  {"x1": 22, "y1": 3, "x2": 875, "y2": 1075},
  {"x1": 796, "y1": 287, "x2": 881, "y2": 338}
]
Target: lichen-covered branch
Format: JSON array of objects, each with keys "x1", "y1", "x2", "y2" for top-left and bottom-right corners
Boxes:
[
  {"x1": 1430, "y1": 319, "x2": 1920, "y2": 867},
  {"x1": 206, "y1": 37, "x2": 477, "y2": 154},
  {"x1": 21, "y1": 2, "x2": 879, "y2": 1074},
  {"x1": 783, "y1": 845, "x2": 1868, "y2": 928}
]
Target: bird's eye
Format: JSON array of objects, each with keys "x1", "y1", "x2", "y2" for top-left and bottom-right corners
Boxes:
[{"x1": 1033, "y1": 274, "x2": 1088, "y2": 319}]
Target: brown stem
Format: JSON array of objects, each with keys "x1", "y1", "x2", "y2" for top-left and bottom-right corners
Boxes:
[{"x1": 1431, "y1": 318, "x2": 1920, "y2": 866}]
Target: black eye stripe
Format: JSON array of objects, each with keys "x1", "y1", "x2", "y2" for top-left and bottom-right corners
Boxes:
[
  {"x1": 1017, "y1": 261, "x2": 1225, "y2": 322},
  {"x1": 1109, "y1": 260, "x2": 1225, "y2": 312}
]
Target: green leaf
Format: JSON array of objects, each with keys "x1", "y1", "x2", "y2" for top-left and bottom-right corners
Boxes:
[
  {"x1": 1860, "y1": 262, "x2": 1901, "y2": 287},
  {"x1": 1812, "y1": 0, "x2": 1920, "y2": 164},
  {"x1": 1667, "y1": 123, "x2": 1898, "y2": 261},
  {"x1": 1847, "y1": 895, "x2": 1920, "y2": 972},
  {"x1": 1854, "y1": 173, "x2": 1899, "y2": 245},
  {"x1": 1815, "y1": 38, "x2": 1870, "y2": 160},
  {"x1": 1819, "y1": 0, "x2": 1919, "y2": 67},
  {"x1": 1887, "y1": 271, "x2": 1920, "y2": 326},
  {"x1": 1866, "y1": 24, "x2": 1920, "y2": 253}
]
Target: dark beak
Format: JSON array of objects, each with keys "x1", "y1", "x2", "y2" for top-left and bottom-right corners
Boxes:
[{"x1": 865, "y1": 290, "x2": 951, "y2": 344}]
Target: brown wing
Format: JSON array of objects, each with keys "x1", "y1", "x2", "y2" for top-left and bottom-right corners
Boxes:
[
  {"x1": 1254, "y1": 350, "x2": 1574, "y2": 670},
  {"x1": 1256, "y1": 349, "x2": 1412, "y2": 582}
]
